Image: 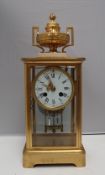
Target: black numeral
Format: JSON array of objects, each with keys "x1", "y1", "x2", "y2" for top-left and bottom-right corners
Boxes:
[
  {"x1": 45, "y1": 74, "x2": 49, "y2": 80},
  {"x1": 39, "y1": 81, "x2": 44, "y2": 84},
  {"x1": 40, "y1": 93, "x2": 44, "y2": 98},
  {"x1": 51, "y1": 69, "x2": 55, "y2": 78},
  {"x1": 63, "y1": 93, "x2": 67, "y2": 97},
  {"x1": 58, "y1": 73, "x2": 61, "y2": 80},
  {"x1": 52, "y1": 99, "x2": 56, "y2": 105},
  {"x1": 58, "y1": 98, "x2": 63, "y2": 104},
  {"x1": 51, "y1": 73, "x2": 55, "y2": 78},
  {"x1": 45, "y1": 97, "x2": 49, "y2": 103},
  {"x1": 64, "y1": 87, "x2": 70, "y2": 90},
  {"x1": 62, "y1": 79, "x2": 67, "y2": 84},
  {"x1": 37, "y1": 87, "x2": 43, "y2": 91}
]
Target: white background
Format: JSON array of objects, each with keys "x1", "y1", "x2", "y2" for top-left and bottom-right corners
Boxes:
[{"x1": 0, "y1": 0, "x2": 105, "y2": 135}]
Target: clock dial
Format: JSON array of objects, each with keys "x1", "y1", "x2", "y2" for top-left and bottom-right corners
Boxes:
[{"x1": 33, "y1": 67, "x2": 74, "y2": 111}]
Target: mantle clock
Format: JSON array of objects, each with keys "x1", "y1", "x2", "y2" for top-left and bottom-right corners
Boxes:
[{"x1": 22, "y1": 14, "x2": 86, "y2": 167}]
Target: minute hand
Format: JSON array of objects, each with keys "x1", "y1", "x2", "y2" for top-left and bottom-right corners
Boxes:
[{"x1": 48, "y1": 77, "x2": 56, "y2": 91}]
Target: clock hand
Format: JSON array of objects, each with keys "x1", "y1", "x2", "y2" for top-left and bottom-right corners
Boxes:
[
  {"x1": 50, "y1": 83, "x2": 56, "y2": 92},
  {"x1": 47, "y1": 81, "x2": 56, "y2": 92},
  {"x1": 48, "y1": 76, "x2": 56, "y2": 91},
  {"x1": 42, "y1": 82, "x2": 56, "y2": 92},
  {"x1": 44, "y1": 75, "x2": 56, "y2": 92}
]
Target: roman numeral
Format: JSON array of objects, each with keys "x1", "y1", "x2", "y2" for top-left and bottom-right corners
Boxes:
[
  {"x1": 52, "y1": 99, "x2": 56, "y2": 105},
  {"x1": 51, "y1": 69, "x2": 55, "y2": 78},
  {"x1": 45, "y1": 97, "x2": 49, "y2": 103},
  {"x1": 62, "y1": 79, "x2": 68, "y2": 84},
  {"x1": 63, "y1": 93, "x2": 67, "y2": 97},
  {"x1": 64, "y1": 87, "x2": 70, "y2": 90},
  {"x1": 39, "y1": 93, "x2": 44, "y2": 98},
  {"x1": 58, "y1": 73, "x2": 62, "y2": 80},
  {"x1": 39, "y1": 81, "x2": 44, "y2": 84},
  {"x1": 36, "y1": 87, "x2": 43, "y2": 91},
  {"x1": 51, "y1": 73, "x2": 55, "y2": 78},
  {"x1": 45, "y1": 74, "x2": 49, "y2": 80},
  {"x1": 58, "y1": 98, "x2": 63, "y2": 104}
]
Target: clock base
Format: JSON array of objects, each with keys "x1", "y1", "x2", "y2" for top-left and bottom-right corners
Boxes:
[{"x1": 23, "y1": 144, "x2": 86, "y2": 168}]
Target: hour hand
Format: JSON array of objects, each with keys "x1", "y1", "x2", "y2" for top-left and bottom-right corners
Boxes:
[{"x1": 47, "y1": 81, "x2": 56, "y2": 92}]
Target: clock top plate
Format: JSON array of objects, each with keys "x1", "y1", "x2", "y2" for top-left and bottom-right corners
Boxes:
[{"x1": 22, "y1": 53, "x2": 85, "y2": 64}]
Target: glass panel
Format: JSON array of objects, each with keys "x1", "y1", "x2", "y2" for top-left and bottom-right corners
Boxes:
[{"x1": 30, "y1": 65, "x2": 77, "y2": 148}]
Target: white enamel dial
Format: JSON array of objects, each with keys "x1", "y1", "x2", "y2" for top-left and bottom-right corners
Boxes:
[{"x1": 33, "y1": 67, "x2": 74, "y2": 111}]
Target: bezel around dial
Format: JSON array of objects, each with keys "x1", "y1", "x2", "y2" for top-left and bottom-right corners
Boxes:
[{"x1": 32, "y1": 66, "x2": 74, "y2": 111}]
